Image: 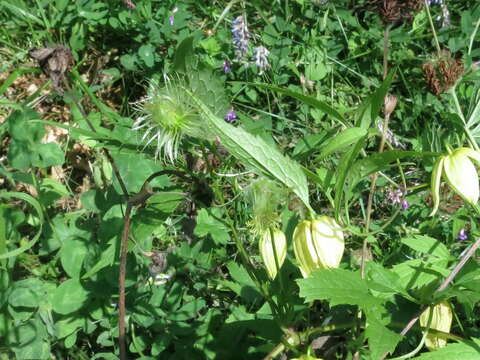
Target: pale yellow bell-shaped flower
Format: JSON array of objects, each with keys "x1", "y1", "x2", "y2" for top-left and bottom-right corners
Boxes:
[
  {"x1": 259, "y1": 228, "x2": 287, "y2": 280},
  {"x1": 420, "y1": 301, "x2": 453, "y2": 350},
  {"x1": 430, "y1": 147, "x2": 480, "y2": 216},
  {"x1": 293, "y1": 216, "x2": 344, "y2": 278}
]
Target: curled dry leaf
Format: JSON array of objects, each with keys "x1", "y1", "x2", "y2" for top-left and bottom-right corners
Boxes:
[{"x1": 29, "y1": 45, "x2": 74, "y2": 95}]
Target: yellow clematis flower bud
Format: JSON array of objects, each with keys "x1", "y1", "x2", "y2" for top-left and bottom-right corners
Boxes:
[
  {"x1": 430, "y1": 147, "x2": 480, "y2": 216},
  {"x1": 259, "y1": 228, "x2": 287, "y2": 280},
  {"x1": 419, "y1": 301, "x2": 453, "y2": 350},
  {"x1": 293, "y1": 216, "x2": 344, "y2": 278}
]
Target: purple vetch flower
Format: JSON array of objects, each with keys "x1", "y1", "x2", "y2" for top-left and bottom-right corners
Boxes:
[
  {"x1": 169, "y1": 7, "x2": 178, "y2": 26},
  {"x1": 401, "y1": 199, "x2": 410, "y2": 211},
  {"x1": 458, "y1": 229, "x2": 468, "y2": 241},
  {"x1": 231, "y1": 15, "x2": 250, "y2": 59},
  {"x1": 224, "y1": 109, "x2": 237, "y2": 123},
  {"x1": 253, "y1": 46, "x2": 270, "y2": 74},
  {"x1": 223, "y1": 60, "x2": 231, "y2": 74}
]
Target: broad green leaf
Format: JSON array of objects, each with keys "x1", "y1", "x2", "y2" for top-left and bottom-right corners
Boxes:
[
  {"x1": 364, "y1": 313, "x2": 402, "y2": 360},
  {"x1": 0, "y1": 192, "x2": 44, "y2": 259},
  {"x1": 167, "y1": 299, "x2": 206, "y2": 321},
  {"x1": 8, "y1": 317, "x2": 50, "y2": 360},
  {"x1": 190, "y1": 94, "x2": 311, "y2": 210},
  {"x1": 194, "y1": 208, "x2": 229, "y2": 245},
  {"x1": 173, "y1": 36, "x2": 195, "y2": 73},
  {"x1": 110, "y1": 152, "x2": 168, "y2": 193},
  {"x1": 297, "y1": 268, "x2": 383, "y2": 309},
  {"x1": 52, "y1": 279, "x2": 89, "y2": 315},
  {"x1": 242, "y1": 82, "x2": 346, "y2": 125},
  {"x1": 9, "y1": 278, "x2": 45, "y2": 308},
  {"x1": 55, "y1": 316, "x2": 86, "y2": 339},
  {"x1": 120, "y1": 54, "x2": 137, "y2": 71},
  {"x1": 412, "y1": 339, "x2": 480, "y2": 359},
  {"x1": 365, "y1": 262, "x2": 414, "y2": 301},
  {"x1": 317, "y1": 127, "x2": 367, "y2": 160},
  {"x1": 401, "y1": 235, "x2": 450, "y2": 260},
  {"x1": 392, "y1": 258, "x2": 449, "y2": 290},
  {"x1": 82, "y1": 240, "x2": 116, "y2": 279},
  {"x1": 60, "y1": 237, "x2": 89, "y2": 278},
  {"x1": 138, "y1": 44, "x2": 155, "y2": 68}
]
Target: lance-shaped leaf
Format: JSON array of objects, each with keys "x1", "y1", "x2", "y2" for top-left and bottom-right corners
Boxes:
[{"x1": 189, "y1": 92, "x2": 311, "y2": 210}]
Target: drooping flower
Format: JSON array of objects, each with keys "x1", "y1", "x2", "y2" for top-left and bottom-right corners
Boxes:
[
  {"x1": 259, "y1": 228, "x2": 287, "y2": 280},
  {"x1": 231, "y1": 15, "x2": 250, "y2": 59},
  {"x1": 420, "y1": 301, "x2": 453, "y2": 350},
  {"x1": 293, "y1": 217, "x2": 344, "y2": 278},
  {"x1": 430, "y1": 147, "x2": 480, "y2": 216}
]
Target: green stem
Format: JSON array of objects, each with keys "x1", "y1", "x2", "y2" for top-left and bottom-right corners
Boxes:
[
  {"x1": 424, "y1": 0, "x2": 442, "y2": 56},
  {"x1": 449, "y1": 87, "x2": 479, "y2": 151},
  {"x1": 269, "y1": 227, "x2": 285, "y2": 312},
  {"x1": 468, "y1": 16, "x2": 480, "y2": 56}
]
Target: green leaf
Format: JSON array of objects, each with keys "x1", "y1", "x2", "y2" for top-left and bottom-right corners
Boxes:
[
  {"x1": 317, "y1": 127, "x2": 368, "y2": 160},
  {"x1": 55, "y1": 316, "x2": 86, "y2": 339},
  {"x1": 9, "y1": 278, "x2": 45, "y2": 308},
  {"x1": 7, "y1": 108, "x2": 64, "y2": 169},
  {"x1": 138, "y1": 44, "x2": 155, "y2": 68},
  {"x1": 392, "y1": 258, "x2": 449, "y2": 290},
  {"x1": 120, "y1": 54, "x2": 137, "y2": 71},
  {"x1": 8, "y1": 317, "x2": 50, "y2": 360},
  {"x1": 190, "y1": 94, "x2": 311, "y2": 210},
  {"x1": 401, "y1": 235, "x2": 450, "y2": 260},
  {"x1": 194, "y1": 208, "x2": 229, "y2": 245},
  {"x1": 60, "y1": 237, "x2": 89, "y2": 278},
  {"x1": 334, "y1": 137, "x2": 367, "y2": 218},
  {"x1": 348, "y1": 151, "x2": 436, "y2": 190},
  {"x1": 0, "y1": 192, "x2": 44, "y2": 259},
  {"x1": 82, "y1": 240, "x2": 116, "y2": 279},
  {"x1": 364, "y1": 313, "x2": 402, "y2": 360},
  {"x1": 242, "y1": 82, "x2": 346, "y2": 126},
  {"x1": 365, "y1": 262, "x2": 414, "y2": 301},
  {"x1": 52, "y1": 279, "x2": 89, "y2": 315},
  {"x1": 293, "y1": 132, "x2": 328, "y2": 159},
  {"x1": 412, "y1": 339, "x2": 480, "y2": 359},
  {"x1": 297, "y1": 268, "x2": 383, "y2": 309},
  {"x1": 110, "y1": 151, "x2": 168, "y2": 193},
  {"x1": 173, "y1": 36, "x2": 195, "y2": 73}
]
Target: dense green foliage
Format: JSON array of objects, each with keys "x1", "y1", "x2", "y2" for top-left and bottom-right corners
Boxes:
[{"x1": 1, "y1": 0, "x2": 480, "y2": 359}]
